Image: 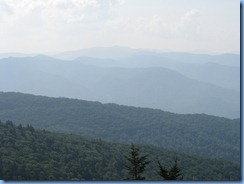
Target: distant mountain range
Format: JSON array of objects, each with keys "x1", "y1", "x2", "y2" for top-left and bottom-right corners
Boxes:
[
  {"x1": 53, "y1": 46, "x2": 240, "y2": 66},
  {"x1": 0, "y1": 52, "x2": 35, "y2": 59},
  {"x1": 0, "y1": 46, "x2": 240, "y2": 181},
  {"x1": 0, "y1": 92, "x2": 240, "y2": 163},
  {"x1": 0, "y1": 47, "x2": 240, "y2": 118}
]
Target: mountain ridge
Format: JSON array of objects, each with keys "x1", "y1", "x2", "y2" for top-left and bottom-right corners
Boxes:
[
  {"x1": 0, "y1": 56, "x2": 239, "y2": 118},
  {"x1": 0, "y1": 91, "x2": 240, "y2": 163}
]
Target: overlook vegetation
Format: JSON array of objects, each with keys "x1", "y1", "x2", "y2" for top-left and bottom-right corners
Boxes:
[
  {"x1": 0, "y1": 121, "x2": 240, "y2": 181},
  {"x1": 0, "y1": 92, "x2": 240, "y2": 163}
]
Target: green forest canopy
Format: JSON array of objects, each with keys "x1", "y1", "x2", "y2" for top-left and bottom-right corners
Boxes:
[
  {"x1": 0, "y1": 121, "x2": 240, "y2": 181},
  {"x1": 0, "y1": 92, "x2": 240, "y2": 163}
]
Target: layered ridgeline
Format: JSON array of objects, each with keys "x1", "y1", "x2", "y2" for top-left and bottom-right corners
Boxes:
[
  {"x1": 0, "y1": 92, "x2": 240, "y2": 163},
  {"x1": 54, "y1": 46, "x2": 240, "y2": 92},
  {"x1": 54, "y1": 46, "x2": 240, "y2": 67},
  {"x1": 0, "y1": 121, "x2": 240, "y2": 181},
  {"x1": 0, "y1": 53, "x2": 239, "y2": 118}
]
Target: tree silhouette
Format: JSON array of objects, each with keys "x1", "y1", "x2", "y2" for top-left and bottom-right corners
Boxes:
[
  {"x1": 158, "y1": 158, "x2": 183, "y2": 180},
  {"x1": 125, "y1": 144, "x2": 150, "y2": 180}
]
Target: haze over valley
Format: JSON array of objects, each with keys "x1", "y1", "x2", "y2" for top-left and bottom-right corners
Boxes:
[
  {"x1": 0, "y1": 46, "x2": 240, "y2": 118},
  {"x1": 0, "y1": 0, "x2": 240, "y2": 181}
]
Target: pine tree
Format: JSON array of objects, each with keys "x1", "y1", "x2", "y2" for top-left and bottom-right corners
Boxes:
[
  {"x1": 158, "y1": 160, "x2": 170, "y2": 180},
  {"x1": 125, "y1": 144, "x2": 150, "y2": 180},
  {"x1": 158, "y1": 158, "x2": 183, "y2": 180}
]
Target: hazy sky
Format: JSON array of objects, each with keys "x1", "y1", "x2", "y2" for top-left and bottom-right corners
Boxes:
[{"x1": 0, "y1": 0, "x2": 240, "y2": 54}]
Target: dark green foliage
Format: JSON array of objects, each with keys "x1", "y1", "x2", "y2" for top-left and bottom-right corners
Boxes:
[
  {"x1": 158, "y1": 158, "x2": 183, "y2": 180},
  {"x1": 0, "y1": 121, "x2": 127, "y2": 180},
  {"x1": 125, "y1": 144, "x2": 150, "y2": 180},
  {"x1": 0, "y1": 121, "x2": 240, "y2": 181},
  {"x1": 158, "y1": 161, "x2": 169, "y2": 179},
  {"x1": 0, "y1": 92, "x2": 240, "y2": 163}
]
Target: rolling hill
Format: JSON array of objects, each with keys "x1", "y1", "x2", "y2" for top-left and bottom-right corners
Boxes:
[{"x1": 0, "y1": 92, "x2": 240, "y2": 163}]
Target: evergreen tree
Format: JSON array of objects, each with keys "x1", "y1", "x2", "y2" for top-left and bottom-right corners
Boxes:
[
  {"x1": 158, "y1": 161, "x2": 170, "y2": 180},
  {"x1": 125, "y1": 144, "x2": 150, "y2": 180},
  {"x1": 158, "y1": 158, "x2": 183, "y2": 180}
]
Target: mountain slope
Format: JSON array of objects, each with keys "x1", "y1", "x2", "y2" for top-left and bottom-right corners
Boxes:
[
  {"x1": 87, "y1": 66, "x2": 239, "y2": 118},
  {"x1": 114, "y1": 54, "x2": 240, "y2": 92},
  {"x1": 0, "y1": 92, "x2": 240, "y2": 163},
  {"x1": 55, "y1": 46, "x2": 240, "y2": 91},
  {"x1": 0, "y1": 120, "x2": 240, "y2": 181},
  {"x1": 73, "y1": 53, "x2": 239, "y2": 92},
  {"x1": 0, "y1": 56, "x2": 239, "y2": 118}
]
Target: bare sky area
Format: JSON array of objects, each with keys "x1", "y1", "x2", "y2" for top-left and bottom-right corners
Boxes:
[{"x1": 0, "y1": 0, "x2": 240, "y2": 54}]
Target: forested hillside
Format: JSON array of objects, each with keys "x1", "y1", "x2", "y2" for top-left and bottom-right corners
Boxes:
[
  {"x1": 0, "y1": 92, "x2": 240, "y2": 163},
  {"x1": 0, "y1": 121, "x2": 240, "y2": 181}
]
